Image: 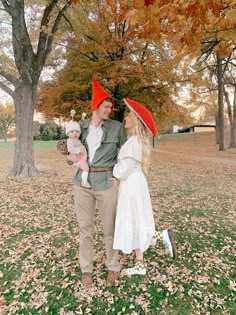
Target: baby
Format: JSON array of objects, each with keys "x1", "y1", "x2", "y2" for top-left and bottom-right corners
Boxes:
[{"x1": 65, "y1": 121, "x2": 91, "y2": 188}]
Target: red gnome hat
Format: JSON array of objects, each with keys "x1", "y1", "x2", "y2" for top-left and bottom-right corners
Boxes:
[
  {"x1": 91, "y1": 77, "x2": 112, "y2": 111},
  {"x1": 123, "y1": 98, "x2": 157, "y2": 136}
]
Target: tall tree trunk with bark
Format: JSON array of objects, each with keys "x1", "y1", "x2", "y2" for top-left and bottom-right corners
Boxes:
[
  {"x1": 215, "y1": 112, "x2": 219, "y2": 144},
  {"x1": 216, "y1": 52, "x2": 225, "y2": 151},
  {"x1": 232, "y1": 88, "x2": 236, "y2": 148},
  {"x1": 224, "y1": 86, "x2": 236, "y2": 148},
  {"x1": 229, "y1": 87, "x2": 236, "y2": 148},
  {"x1": 10, "y1": 83, "x2": 38, "y2": 176},
  {"x1": 3, "y1": 132, "x2": 7, "y2": 143}
]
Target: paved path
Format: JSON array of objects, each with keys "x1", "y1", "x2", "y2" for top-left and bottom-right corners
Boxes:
[{"x1": 152, "y1": 148, "x2": 236, "y2": 165}]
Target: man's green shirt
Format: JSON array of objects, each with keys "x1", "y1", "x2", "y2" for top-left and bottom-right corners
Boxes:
[{"x1": 73, "y1": 118, "x2": 127, "y2": 190}]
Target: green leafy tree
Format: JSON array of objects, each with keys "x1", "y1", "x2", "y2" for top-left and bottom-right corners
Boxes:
[
  {"x1": 33, "y1": 119, "x2": 65, "y2": 140},
  {"x1": 39, "y1": 120, "x2": 62, "y2": 140},
  {"x1": 33, "y1": 121, "x2": 41, "y2": 140},
  {"x1": 0, "y1": 103, "x2": 15, "y2": 142}
]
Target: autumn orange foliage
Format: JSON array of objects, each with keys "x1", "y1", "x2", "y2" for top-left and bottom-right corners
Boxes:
[
  {"x1": 131, "y1": 0, "x2": 236, "y2": 57},
  {"x1": 144, "y1": 0, "x2": 155, "y2": 6}
]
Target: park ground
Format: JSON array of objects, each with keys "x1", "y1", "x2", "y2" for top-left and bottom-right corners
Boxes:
[{"x1": 0, "y1": 131, "x2": 236, "y2": 315}]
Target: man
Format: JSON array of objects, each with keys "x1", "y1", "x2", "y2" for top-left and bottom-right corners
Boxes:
[{"x1": 68, "y1": 78, "x2": 127, "y2": 288}]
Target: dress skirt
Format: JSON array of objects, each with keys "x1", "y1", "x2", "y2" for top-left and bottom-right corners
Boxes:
[{"x1": 113, "y1": 169, "x2": 155, "y2": 254}]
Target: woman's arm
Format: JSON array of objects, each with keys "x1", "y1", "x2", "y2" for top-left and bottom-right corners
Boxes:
[{"x1": 113, "y1": 157, "x2": 137, "y2": 180}]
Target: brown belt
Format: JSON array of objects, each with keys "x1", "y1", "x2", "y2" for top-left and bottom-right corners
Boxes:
[{"x1": 89, "y1": 167, "x2": 113, "y2": 172}]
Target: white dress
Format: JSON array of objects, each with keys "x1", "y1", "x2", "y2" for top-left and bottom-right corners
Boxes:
[{"x1": 113, "y1": 136, "x2": 155, "y2": 254}]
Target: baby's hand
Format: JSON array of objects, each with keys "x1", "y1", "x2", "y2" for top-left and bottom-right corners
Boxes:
[{"x1": 67, "y1": 153, "x2": 80, "y2": 163}]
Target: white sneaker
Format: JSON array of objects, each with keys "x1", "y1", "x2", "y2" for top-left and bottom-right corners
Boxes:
[
  {"x1": 150, "y1": 230, "x2": 162, "y2": 245},
  {"x1": 122, "y1": 262, "x2": 146, "y2": 276},
  {"x1": 162, "y1": 229, "x2": 177, "y2": 258}
]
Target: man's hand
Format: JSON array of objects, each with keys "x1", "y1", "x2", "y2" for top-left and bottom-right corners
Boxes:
[{"x1": 67, "y1": 153, "x2": 83, "y2": 163}]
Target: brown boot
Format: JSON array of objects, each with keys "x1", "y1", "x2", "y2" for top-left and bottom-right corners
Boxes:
[
  {"x1": 81, "y1": 272, "x2": 93, "y2": 288},
  {"x1": 106, "y1": 271, "x2": 119, "y2": 286}
]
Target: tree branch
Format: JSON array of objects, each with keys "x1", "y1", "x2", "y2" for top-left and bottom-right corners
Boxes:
[
  {"x1": 0, "y1": 0, "x2": 10, "y2": 14},
  {"x1": 45, "y1": 3, "x2": 70, "y2": 55},
  {"x1": 0, "y1": 80, "x2": 14, "y2": 97},
  {"x1": 222, "y1": 52, "x2": 232, "y2": 75},
  {"x1": 37, "y1": 0, "x2": 59, "y2": 56},
  {"x1": 0, "y1": 69, "x2": 19, "y2": 87},
  {"x1": 78, "y1": 50, "x2": 99, "y2": 62},
  {"x1": 36, "y1": 1, "x2": 70, "y2": 68},
  {"x1": 7, "y1": 0, "x2": 36, "y2": 83},
  {"x1": 140, "y1": 42, "x2": 149, "y2": 65}
]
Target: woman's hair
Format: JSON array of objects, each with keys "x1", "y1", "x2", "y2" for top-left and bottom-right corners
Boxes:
[{"x1": 134, "y1": 114, "x2": 151, "y2": 176}]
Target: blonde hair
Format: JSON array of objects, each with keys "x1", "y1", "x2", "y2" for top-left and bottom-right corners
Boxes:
[{"x1": 128, "y1": 113, "x2": 151, "y2": 176}]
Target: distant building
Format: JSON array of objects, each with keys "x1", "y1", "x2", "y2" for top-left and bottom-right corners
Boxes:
[
  {"x1": 178, "y1": 122, "x2": 216, "y2": 133},
  {"x1": 173, "y1": 125, "x2": 180, "y2": 133}
]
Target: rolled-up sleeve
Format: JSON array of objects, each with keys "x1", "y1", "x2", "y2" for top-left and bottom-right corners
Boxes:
[{"x1": 113, "y1": 157, "x2": 137, "y2": 180}]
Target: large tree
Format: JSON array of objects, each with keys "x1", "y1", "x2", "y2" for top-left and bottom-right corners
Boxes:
[
  {"x1": 0, "y1": 0, "x2": 72, "y2": 176},
  {"x1": 38, "y1": 0, "x2": 236, "y2": 149},
  {"x1": 132, "y1": 0, "x2": 236, "y2": 150},
  {"x1": 36, "y1": 0, "x2": 191, "y2": 132}
]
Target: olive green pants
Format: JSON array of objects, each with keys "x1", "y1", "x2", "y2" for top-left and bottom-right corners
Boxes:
[{"x1": 74, "y1": 184, "x2": 120, "y2": 273}]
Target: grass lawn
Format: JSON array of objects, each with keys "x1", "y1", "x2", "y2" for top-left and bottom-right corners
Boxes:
[
  {"x1": 0, "y1": 139, "x2": 236, "y2": 315},
  {"x1": 0, "y1": 140, "x2": 59, "y2": 152}
]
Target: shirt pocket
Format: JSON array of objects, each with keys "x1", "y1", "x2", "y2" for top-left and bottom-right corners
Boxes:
[
  {"x1": 101, "y1": 137, "x2": 119, "y2": 156},
  {"x1": 102, "y1": 137, "x2": 118, "y2": 145}
]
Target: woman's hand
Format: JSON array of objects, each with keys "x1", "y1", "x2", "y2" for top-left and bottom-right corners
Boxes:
[{"x1": 109, "y1": 177, "x2": 120, "y2": 187}]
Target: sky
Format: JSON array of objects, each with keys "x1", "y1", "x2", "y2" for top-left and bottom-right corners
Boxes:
[{"x1": 0, "y1": 89, "x2": 12, "y2": 104}]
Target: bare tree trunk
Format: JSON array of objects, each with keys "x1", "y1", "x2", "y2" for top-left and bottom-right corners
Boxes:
[
  {"x1": 215, "y1": 112, "x2": 219, "y2": 144},
  {"x1": 8, "y1": 83, "x2": 38, "y2": 176},
  {"x1": 224, "y1": 86, "x2": 236, "y2": 148},
  {"x1": 3, "y1": 133, "x2": 7, "y2": 142},
  {"x1": 216, "y1": 52, "x2": 225, "y2": 151},
  {"x1": 230, "y1": 87, "x2": 236, "y2": 148}
]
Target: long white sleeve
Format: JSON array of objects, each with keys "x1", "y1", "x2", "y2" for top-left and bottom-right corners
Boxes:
[{"x1": 113, "y1": 157, "x2": 138, "y2": 180}]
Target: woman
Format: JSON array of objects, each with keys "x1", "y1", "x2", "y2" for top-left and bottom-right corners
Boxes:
[{"x1": 112, "y1": 98, "x2": 177, "y2": 276}]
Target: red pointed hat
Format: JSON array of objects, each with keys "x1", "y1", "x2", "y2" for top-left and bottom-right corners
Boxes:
[
  {"x1": 91, "y1": 77, "x2": 112, "y2": 111},
  {"x1": 123, "y1": 98, "x2": 156, "y2": 136}
]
